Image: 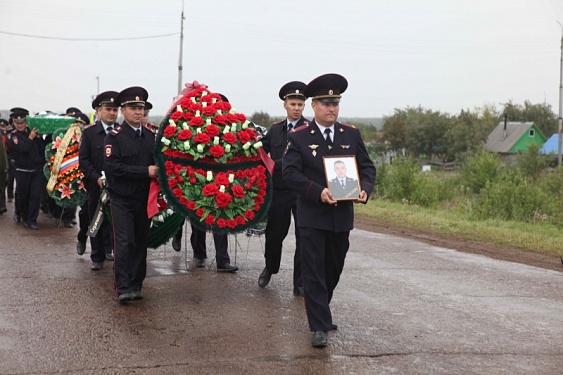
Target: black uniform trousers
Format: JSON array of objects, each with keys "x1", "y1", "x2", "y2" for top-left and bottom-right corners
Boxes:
[
  {"x1": 86, "y1": 182, "x2": 113, "y2": 263},
  {"x1": 110, "y1": 195, "x2": 150, "y2": 295},
  {"x1": 264, "y1": 188, "x2": 302, "y2": 288},
  {"x1": 15, "y1": 169, "x2": 42, "y2": 225},
  {"x1": 76, "y1": 203, "x2": 89, "y2": 244},
  {"x1": 7, "y1": 162, "x2": 15, "y2": 200},
  {"x1": 300, "y1": 227, "x2": 349, "y2": 332},
  {"x1": 189, "y1": 224, "x2": 230, "y2": 267}
]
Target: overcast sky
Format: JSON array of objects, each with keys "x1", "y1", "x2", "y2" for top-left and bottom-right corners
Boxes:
[{"x1": 1, "y1": 0, "x2": 563, "y2": 121}]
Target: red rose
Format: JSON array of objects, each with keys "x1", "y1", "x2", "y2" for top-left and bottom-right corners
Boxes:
[
  {"x1": 238, "y1": 130, "x2": 251, "y2": 144},
  {"x1": 237, "y1": 113, "x2": 247, "y2": 123},
  {"x1": 215, "y1": 192, "x2": 232, "y2": 209},
  {"x1": 235, "y1": 215, "x2": 246, "y2": 225},
  {"x1": 187, "y1": 201, "x2": 196, "y2": 210},
  {"x1": 245, "y1": 169, "x2": 254, "y2": 178},
  {"x1": 218, "y1": 102, "x2": 232, "y2": 111},
  {"x1": 255, "y1": 195, "x2": 265, "y2": 204},
  {"x1": 258, "y1": 180, "x2": 267, "y2": 189},
  {"x1": 188, "y1": 102, "x2": 202, "y2": 112},
  {"x1": 254, "y1": 203, "x2": 261, "y2": 211},
  {"x1": 226, "y1": 113, "x2": 238, "y2": 124},
  {"x1": 258, "y1": 189, "x2": 266, "y2": 196},
  {"x1": 231, "y1": 185, "x2": 245, "y2": 199},
  {"x1": 209, "y1": 145, "x2": 225, "y2": 158},
  {"x1": 204, "y1": 214, "x2": 215, "y2": 225},
  {"x1": 190, "y1": 176, "x2": 196, "y2": 184},
  {"x1": 216, "y1": 218, "x2": 227, "y2": 228},
  {"x1": 227, "y1": 219, "x2": 237, "y2": 229},
  {"x1": 189, "y1": 117, "x2": 204, "y2": 127},
  {"x1": 194, "y1": 133, "x2": 210, "y2": 144},
  {"x1": 204, "y1": 124, "x2": 220, "y2": 138},
  {"x1": 166, "y1": 170, "x2": 173, "y2": 176},
  {"x1": 214, "y1": 173, "x2": 230, "y2": 187},
  {"x1": 177, "y1": 174, "x2": 185, "y2": 183},
  {"x1": 212, "y1": 115, "x2": 228, "y2": 125},
  {"x1": 168, "y1": 178, "x2": 178, "y2": 188},
  {"x1": 179, "y1": 197, "x2": 188, "y2": 205},
  {"x1": 196, "y1": 208, "x2": 204, "y2": 217},
  {"x1": 163, "y1": 126, "x2": 177, "y2": 138},
  {"x1": 182, "y1": 112, "x2": 194, "y2": 121},
  {"x1": 221, "y1": 132, "x2": 238, "y2": 144},
  {"x1": 173, "y1": 188, "x2": 183, "y2": 198},
  {"x1": 177, "y1": 129, "x2": 192, "y2": 141},
  {"x1": 235, "y1": 170, "x2": 246, "y2": 179},
  {"x1": 202, "y1": 106, "x2": 216, "y2": 117},
  {"x1": 244, "y1": 210, "x2": 255, "y2": 220},
  {"x1": 202, "y1": 184, "x2": 219, "y2": 197},
  {"x1": 170, "y1": 111, "x2": 183, "y2": 121},
  {"x1": 165, "y1": 160, "x2": 175, "y2": 170}
]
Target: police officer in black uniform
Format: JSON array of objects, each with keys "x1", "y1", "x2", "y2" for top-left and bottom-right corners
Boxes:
[
  {"x1": 7, "y1": 108, "x2": 46, "y2": 229},
  {"x1": 103, "y1": 87, "x2": 158, "y2": 302},
  {"x1": 282, "y1": 74, "x2": 376, "y2": 348},
  {"x1": 0, "y1": 118, "x2": 9, "y2": 214},
  {"x1": 258, "y1": 81, "x2": 309, "y2": 294},
  {"x1": 79, "y1": 92, "x2": 119, "y2": 269}
]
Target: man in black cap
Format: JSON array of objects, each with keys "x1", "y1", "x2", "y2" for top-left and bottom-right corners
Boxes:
[
  {"x1": 7, "y1": 107, "x2": 46, "y2": 229},
  {"x1": 79, "y1": 92, "x2": 119, "y2": 269},
  {"x1": 283, "y1": 73, "x2": 376, "y2": 348},
  {"x1": 0, "y1": 119, "x2": 10, "y2": 213},
  {"x1": 104, "y1": 86, "x2": 159, "y2": 302},
  {"x1": 258, "y1": 81, "x2": 309, "y2": 294}
]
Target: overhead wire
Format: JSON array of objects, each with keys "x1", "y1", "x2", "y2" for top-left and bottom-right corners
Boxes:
[{"x1": 0, "y1": 30, "x2": 180, "y2": 41}]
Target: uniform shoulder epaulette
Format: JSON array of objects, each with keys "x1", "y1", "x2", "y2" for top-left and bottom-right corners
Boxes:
[
  {"x1": 84, "y1": 123, "x2": 97, "y2": 130},
  {"x1": 291, "y1": 121, "x2": 310, "y2": 133},
  {"x1": 271, "y1": 119, "x2": 285, "y2": 127},
  {"x1": 340, "y1": 123, "x2": 357, "y2": 129},
  {"x1": 108, "y1": 126, "x2": 122, "y2": 136}
]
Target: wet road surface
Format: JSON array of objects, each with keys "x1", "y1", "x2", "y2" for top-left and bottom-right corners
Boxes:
[{"x1": 1, "y1": 204, "x2": 562, "y2": 374}]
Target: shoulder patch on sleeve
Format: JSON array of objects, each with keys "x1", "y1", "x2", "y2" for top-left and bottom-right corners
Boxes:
[
  {"x1": 341, "y1": 123, "x2": 357, "y2": 129},
  {"x1": 291, "y1": 122, "x2": 310, "y2": 133},
  {"x1": 109, "y1": 126, "x2": 122, "y2": 136}
]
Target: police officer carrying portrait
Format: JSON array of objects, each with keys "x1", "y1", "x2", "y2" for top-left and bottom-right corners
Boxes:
[
  {"x1": 79, "y1": 91, "x2": 119, "y2": 270},
  {"x1": 7, "y1": 107, "x2": 46, "y2": 230},
  {"x1": 282, "y1": 73, "x2": 376, "y2": 348},
  {"x1": 103, "y1": 86, "x2": 159, "y2": 303},
  {"x1": 258, "y1": 81, "x2": 309, "y2": 295}
]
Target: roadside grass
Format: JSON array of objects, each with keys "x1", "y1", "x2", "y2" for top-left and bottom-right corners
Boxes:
[{"x1": 356, "y1": 199, "x2": 563, "y2": 257}]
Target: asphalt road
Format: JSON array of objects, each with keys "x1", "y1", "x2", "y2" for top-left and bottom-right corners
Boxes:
[{"x1": 0, "y1": 205, "x2": 562, "y2": 374}]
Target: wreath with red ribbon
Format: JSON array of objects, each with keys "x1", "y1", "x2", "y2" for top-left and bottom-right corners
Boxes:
[{"x1": 153, "y1": 83, "x2": 273, "y2": 234}]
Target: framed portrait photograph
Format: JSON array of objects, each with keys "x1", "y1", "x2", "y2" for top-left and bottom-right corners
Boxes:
[{"x1": 323, "y1": 155, "x2": 361, "y2": 201}]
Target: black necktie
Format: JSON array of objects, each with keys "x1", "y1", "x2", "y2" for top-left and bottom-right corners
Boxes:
[
  {"x1": 107, "y1": 126, "x2": 113, "y2": 133},
  {"x1": 324, "y1": 128, "x2": 333, "y2": 150},
  {"x1": 341, "y1": 180, "x2": 345, "y2": 188},
  {"x1": 287, "y1": 122, "x2": 293, "y2": 131}
]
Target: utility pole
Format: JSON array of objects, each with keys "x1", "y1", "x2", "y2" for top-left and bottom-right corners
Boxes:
[
  {"x1": 96, "y1": 76, "x2": 100, "y2": 95},
  {"x1": 178, "y1": 0, "x2": 185, "y2": 95},
  {"x1": 557, "y1": 21, "x2": 563, "y2": 167}
]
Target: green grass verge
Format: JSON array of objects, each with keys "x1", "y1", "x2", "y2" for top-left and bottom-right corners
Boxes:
[{"x1": 356, "y1": 199, "x2": 563, "y2": 257}]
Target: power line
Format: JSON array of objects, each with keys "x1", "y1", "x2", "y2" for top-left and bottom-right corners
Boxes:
[{"x1": 0, "y1": 30, "x2": 180, "y2": 41}]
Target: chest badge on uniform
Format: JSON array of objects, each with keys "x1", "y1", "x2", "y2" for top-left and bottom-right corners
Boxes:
[
  {"x1": 309, "y1": 144, "x2": 319, "y2": 157},
  {"x1": 105, "y1": 145, "x2": 112, "y2": 157},
  {"x1": 340, "y1": 145, "x2": 350, "y2": 149}
]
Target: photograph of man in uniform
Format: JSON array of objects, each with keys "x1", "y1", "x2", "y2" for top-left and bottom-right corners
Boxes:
[{"x1": 325, "y1": 157, "x2": 360, "y2": 200}]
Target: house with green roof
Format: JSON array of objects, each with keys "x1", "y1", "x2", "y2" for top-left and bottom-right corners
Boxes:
[{"x1": 485, "y1": 121, "x2": 546, "y2": 160}]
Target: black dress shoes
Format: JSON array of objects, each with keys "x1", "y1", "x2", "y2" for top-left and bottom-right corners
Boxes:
[
  {"x1": 105, "y1": 252, "x2": 114, "y2": 261},
  {"x1": 217, "y1": 263, "x2": 238, "y2": 272},
  {"x1": 0, "y1": 207, "x2": 7, "y2": 214},
  {"x1": 132, "y1": 291, "x2": 143, "y2": 300},
  {"x1": 23, "y1": 222, "x2": 39, "y2": 230},
  {"x1": 13, "y1": 214, "x2": 21, "y2": 223},
  {"x1": 293, "y1": 286, "x2": 304, "y2": 296},
  {"x1": 91, "y1": 262, "x2": 103, "y2": 270},
  {"x1": 118, "y1": 292, "x2": 135, "y2": 303},
  {"x1": 194, "y1": 258, "x2": 205, "y2": 268},
  {"x1": 258, "y1": 267, "x2": 271, "y2": 288},
  {"x1": 76, "y1": 241, "x2": 86, "y2": 255},
  {"x1": 172, "y1": 236, "x2": 181, "y2": 252},
  {"x1": 312, "y1": 331, "x2": 328, "y2": 348},
  {"x1": 64, "y1": 222, "x2": 74, "y2": 228}
]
